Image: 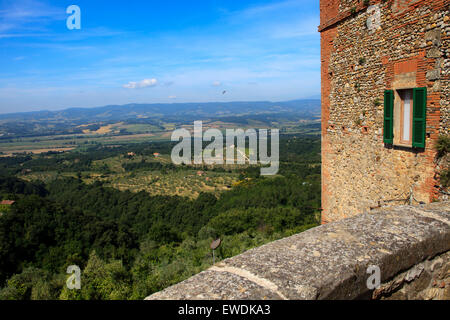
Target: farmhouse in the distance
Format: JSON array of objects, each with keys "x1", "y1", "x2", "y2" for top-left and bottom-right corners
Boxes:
[
  {"x1": 0, "y1": 200, "x2": 15, "y2": 205},
  {"x1": 0, "y1": 200, "x2": 15, "y2": 215},
  {"x1": 319, "y1": 0, "x2": 449, "y2": 223}
]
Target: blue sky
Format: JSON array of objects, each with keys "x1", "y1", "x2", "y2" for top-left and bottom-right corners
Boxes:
[{"x1": 0, "y1": 0, "x2": 320, "y2": 113}]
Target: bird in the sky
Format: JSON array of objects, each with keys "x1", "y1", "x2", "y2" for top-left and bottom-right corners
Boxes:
[{"x1": 222, "y1": 90, "x2": 227, "y2": 95}]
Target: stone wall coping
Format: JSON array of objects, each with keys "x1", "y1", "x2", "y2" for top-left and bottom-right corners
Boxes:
[{"x1": 146, "y1": 202, "x2": 450, "y2": 300}]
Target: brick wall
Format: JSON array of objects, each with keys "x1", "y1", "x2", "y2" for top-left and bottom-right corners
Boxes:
[{"x1": 320, "y1": 0, "x2": 449, "y2": 223}]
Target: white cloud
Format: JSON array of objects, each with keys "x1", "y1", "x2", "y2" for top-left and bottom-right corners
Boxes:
[
  {"x1": 123, "y1": 78, "x2": 158, "y2": 89},
  {"x1": 212, "y1": 81, "x2": 222, "y2": 87},
  {"x1": 0, "y1": 0, "x2": 65, "y2": 34},
  {"x1": 269, "y1": 17, "x2": 319, "y2": 39},
  {"x1": 238, "y1": 0, "x2": 304, "y2": 18},
  {"x1": 168, "y1": 95, "x2": 177, "y2": 99}
]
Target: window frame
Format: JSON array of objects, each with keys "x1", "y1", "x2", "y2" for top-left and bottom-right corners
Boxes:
[
  {"x1": 398, "y1": 89, "x2": 413, "y2": 146},
  {"x1": 384, "y1": 86, "x2": 427, "y2": 149}
]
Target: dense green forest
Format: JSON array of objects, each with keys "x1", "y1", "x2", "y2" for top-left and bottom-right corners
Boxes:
[{"x1": 0, "y1": 135, "x2": 320, "y2": 300}]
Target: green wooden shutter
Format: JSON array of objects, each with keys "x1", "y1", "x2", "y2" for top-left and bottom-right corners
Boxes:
[
  {"x1": 412, "y1": 87, "x2": 427, "y2": 148},
  {"x1": 384, "y1": 90, "x2": 394, "y2": 144}
]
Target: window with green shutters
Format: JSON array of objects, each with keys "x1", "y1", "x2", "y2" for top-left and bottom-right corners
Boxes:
[
  {"x1": 412, "y1": 87, "x2": 427, "y2": 148},
  {"x1": 383, "y1": 87, "x2": 427, "y2": 148},
  {"x1": 383, "y1": 90, "x2": 394, "y2": 144}
]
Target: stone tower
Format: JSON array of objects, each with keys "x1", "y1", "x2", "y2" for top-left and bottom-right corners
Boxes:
[{"x1": 319, "y1": 0, "x2": 449, "y2": 223}]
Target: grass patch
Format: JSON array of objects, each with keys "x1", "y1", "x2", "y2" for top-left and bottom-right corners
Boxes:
[{"x1": 436, "y1": 135, "x2": 450, "y2": 158}]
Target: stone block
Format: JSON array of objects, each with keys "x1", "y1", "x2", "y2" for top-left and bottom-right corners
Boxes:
[
  {"x1": 430, "y1": 258, "x2": 443, "y2": 272},
  {"x1": 426, "y1": 69, "x2": 441, "y2": 81},
  {"x1": 425, "y1": 30, "x2": 441, "y2": 46},
  {"x1": 427, "y1": 47, "x2": 442, "y2": 58},
  {"x1": 405, "y1": 263, "x2": 424, "y2": 282}
]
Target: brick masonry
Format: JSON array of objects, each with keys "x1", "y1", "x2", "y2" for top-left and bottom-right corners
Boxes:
[{"x1": 319, "y1": 0, "x2": 450, "y2": 223}]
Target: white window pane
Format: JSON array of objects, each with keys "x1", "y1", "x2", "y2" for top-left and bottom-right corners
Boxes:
[{"x1": 402, "y1": 91, "x2": 411, "y2": 142}]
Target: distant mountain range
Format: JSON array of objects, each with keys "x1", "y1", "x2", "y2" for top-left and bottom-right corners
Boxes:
[{"x1": 0, "y1": 99, "x2": 321, "y2": 123}]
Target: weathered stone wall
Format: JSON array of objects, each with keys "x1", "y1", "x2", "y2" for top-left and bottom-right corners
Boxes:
[
  {"x1": 320, "y1": 0, "x2": 449, "y2": 223},
  {"x1": 146, "y1": 202, "x2": 450, "y2": 300},
  {"x1": 374, "y1": 251, "x2": 449, "y2": 300}
]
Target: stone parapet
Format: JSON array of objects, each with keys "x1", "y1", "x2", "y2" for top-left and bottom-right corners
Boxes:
[{"x1": 147, "y1": 202, "x2": 450, "y2": 300}]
